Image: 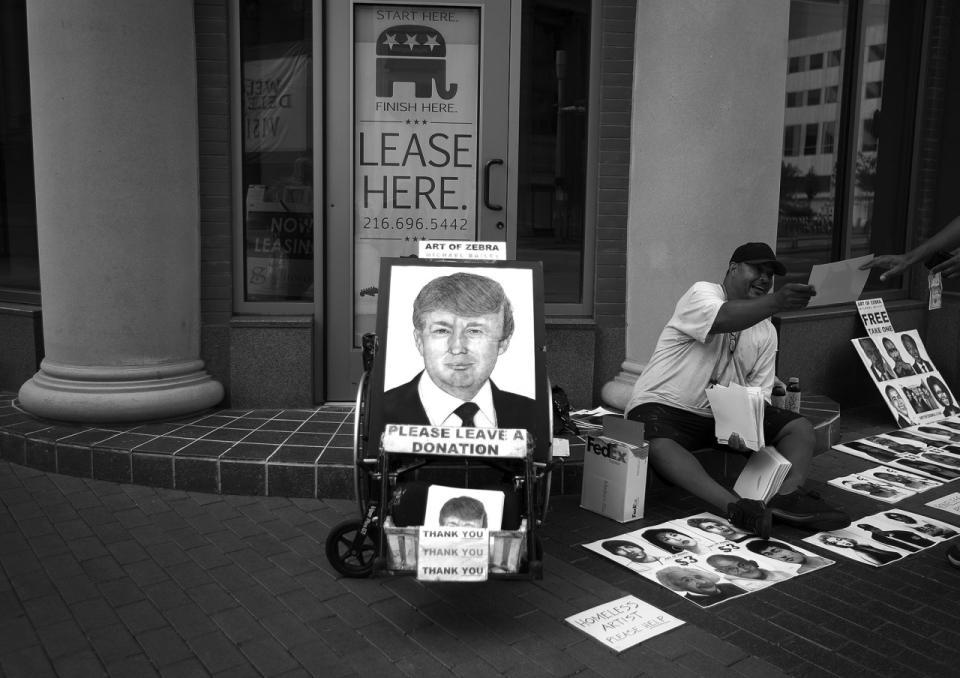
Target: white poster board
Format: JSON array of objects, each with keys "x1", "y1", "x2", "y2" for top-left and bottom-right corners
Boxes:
[
  {"x1": 353, "y1": 5, "x2": 481, "y2": 338},
  {"x1": 565, "y1": 595, "x2": 683, "y2": 653},
  {"x1": 582, "y1": 513, "x2": 833, "y2": 608},
  {"x1": 851, "y1": 329, "x2": 958, "y2": 426}
]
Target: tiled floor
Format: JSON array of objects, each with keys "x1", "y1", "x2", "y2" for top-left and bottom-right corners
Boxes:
[
  {"x1": 0, "y1": 393, "x2": 845, "y2": 503},
  {"x1": 4, "y1": 393, "x2": 960, "y2": 676},
  {"x1": 0, "y1": 395, "x2": 357, "y2": 499}
]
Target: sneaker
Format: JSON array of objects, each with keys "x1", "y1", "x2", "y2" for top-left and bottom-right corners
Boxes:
[
  {"x1": 768, "y1": 487, "x2": 850, "y2": 531},
  {"x1": 948, "y1": 543, "x2": 960, "y2": 570},
  {"x1": 726, "y1": 498, "x2": 771, "y2": 538}
]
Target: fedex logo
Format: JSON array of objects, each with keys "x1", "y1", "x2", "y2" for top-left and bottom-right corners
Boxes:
[{"x1": 587, "y1": 437, "x2": 626, "y2": 463}]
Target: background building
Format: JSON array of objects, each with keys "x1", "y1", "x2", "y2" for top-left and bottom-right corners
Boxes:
[{"x1": 1, "y1": 0, "x2": 958, "y2": 422}]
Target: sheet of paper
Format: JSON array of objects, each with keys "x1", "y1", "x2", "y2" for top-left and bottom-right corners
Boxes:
[
  {"x1": 806, "y1": 254, "x2": 874, "y2": 307},
  {"x1": 927, "y1": 492, "x2": 960, "y2": 517},
  {"x1": 705, "y1": 383, "x2": 764, "y2": 450},
  {"x1": 565, "y1": 595, "x2": 683, "y2": 652}
]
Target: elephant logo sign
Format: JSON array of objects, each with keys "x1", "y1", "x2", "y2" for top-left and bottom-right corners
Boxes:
[{"x1": 376, "y1": 25, "x2": 458, "y2": 100}]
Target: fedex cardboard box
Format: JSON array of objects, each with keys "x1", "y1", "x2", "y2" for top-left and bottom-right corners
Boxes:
[{"x1": 580, "y1": 416, "x2": 648, "y2": 522}]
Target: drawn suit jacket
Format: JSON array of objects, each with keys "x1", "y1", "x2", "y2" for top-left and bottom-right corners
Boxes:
[{"x1": 382, "y1": 372, "x2": 539, "y2": 431}]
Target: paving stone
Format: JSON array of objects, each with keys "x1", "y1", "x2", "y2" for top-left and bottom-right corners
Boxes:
[
  {"x1": 261, "y1": 609, "x2": 323, "y2": 649},
  {"x1": 288, "y1": 641, "x2": 357, "y2": 678},
  {"x1": 278, "y1": 588, "x2": 334, "y2": 623},
  {"x1": 50, "y1": 649, "x2": 106, "y2": 678},
  {"x1": 23, "y1": 593, "x2": 71, "y2": 627},
  {"x1": 123, "y1": 559, "x2": 169, "y2": 588},
  {"x1": 138, "y1": 626, "x2": 194, "y2": 668},
  {"x1": 187, "y1": 582, "x2": 237, "y2": 615},
  {"x1": 307, "y1": 615, "x2": 371, "y2": 656},
  {"x1": 158, "y1": 657, "x2": 210, "y2": 678},
  {"x1": 70, "y1": 597, "x2": 121, "y2": 631},
  {"x1": 250, "y1": 565, "x2": 301, "y2": 596},
  {"x1": 212, "y1": 606, "x2": 265, "y2": 644},
  {"x1": 97, "y1": 579, "x2": 145, "y2": 608},
  {"x1": 81, "y1": 556, "x2": 126, "y2": 583},
  {"x1": 186, "y1": 543, "x2": 232, "y2": 570},
  {"x1": 0, "y1": 644, "x2": 57, "y2": 678},
  {"x1": 161, "y1": 602, "x2": 219, "y2": 640},
  {"x1": 0, "y1": 616, "x2": 39, "y2": 654},
  {"x1": 294, "y1": 569, "x2": 343, "y2": 601},
  {"x1": 326, "y1": 591, "x2": 384, "y2": 629},
  {"x1": 54, "y1": 573, "x2": 101, "y2": 605},
  {"x1": 186, "y1": 630, "x2": 247, "y2": 673},
  {"x1": 728, "y1": 655, "x2": 792, "y2": 678},
  {"x1": 11, "y1": 571, "x2": 57, "y2": 602},
  {"x1": 238, "y1": 637, "x2": 300, "y2": 675},
  {"x1": 104, "y1": 653, "x2": 160, "y2": 678},
  {"x1": 116, "y1": 599, "x2": 167, "y2": 635},
  {"x1": 39, "y1": 552, "x2": 83, "y2": 579},
  {"x1": 87, "y1": 624, "x2": 142, "y2": 664},
  {"x1": 512, "y1": 636, "x2": 587, "y2": 676}
]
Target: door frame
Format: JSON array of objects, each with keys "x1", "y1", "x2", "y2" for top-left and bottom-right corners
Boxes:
[{"x1": 321, "y1": 0, "x2": 521, "y2": 402}]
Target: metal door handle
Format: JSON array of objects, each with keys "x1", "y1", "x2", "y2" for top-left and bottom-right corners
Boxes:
[{"x1": 483, "y1": 159, "x2": 504, "y2": 211}]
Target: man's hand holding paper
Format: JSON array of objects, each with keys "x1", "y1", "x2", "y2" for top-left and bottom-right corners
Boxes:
[
  {"x1": 806, "y1": 254, "x2": 873, "y2": 307},
  {"x1": 704, "y1": 384, "x2": 765, "y2": 451}
]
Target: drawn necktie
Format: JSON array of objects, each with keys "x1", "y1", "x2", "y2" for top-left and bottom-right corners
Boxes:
[{"x1": 453, "y1": 401, "x2": 480, "y2": 427}]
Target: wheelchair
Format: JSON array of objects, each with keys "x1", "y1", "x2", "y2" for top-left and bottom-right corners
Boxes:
[{"x1": 325, "y1": 259, "x2": 554, "y2": 581}]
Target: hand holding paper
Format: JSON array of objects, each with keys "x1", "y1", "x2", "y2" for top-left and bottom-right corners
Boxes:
[
  {"x1": 806, "y1": 254, "x2": 874, "y2": 307},
  {"x1": 705, "y1": 383, "x2": 765, "y2": 451}
]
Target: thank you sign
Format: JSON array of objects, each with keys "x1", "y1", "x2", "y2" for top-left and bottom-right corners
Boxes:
[{"x1": 418, "y1": 527, "x2": 489, "y2": 581}]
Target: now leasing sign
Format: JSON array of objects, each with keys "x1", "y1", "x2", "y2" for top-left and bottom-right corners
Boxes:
[{"x1": 381, "y1": 424, "x2": 528, "y2": 457}]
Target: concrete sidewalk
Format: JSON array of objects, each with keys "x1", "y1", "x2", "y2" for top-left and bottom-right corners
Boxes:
[{"x1": 3, "y1": 445, "x2": 960, "y2": 677}]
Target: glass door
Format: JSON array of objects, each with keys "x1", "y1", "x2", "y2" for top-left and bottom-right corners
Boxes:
[{"x1": 325, "y1": 1, "x2": 513, "y2": 400}]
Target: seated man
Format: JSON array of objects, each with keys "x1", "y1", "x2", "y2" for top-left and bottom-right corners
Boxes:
[{"x1": 625, "y1": 242, "x2": 850, "y2": 537}]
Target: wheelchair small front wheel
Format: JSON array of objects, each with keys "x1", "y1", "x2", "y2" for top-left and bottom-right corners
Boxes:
[{"x1": 325, "y1": 519, "x2": 379, "y2": 578}]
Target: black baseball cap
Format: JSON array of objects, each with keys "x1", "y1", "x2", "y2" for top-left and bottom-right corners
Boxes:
[{"x1": 730, "y1": 242, "x2": 786, "y2": 276}]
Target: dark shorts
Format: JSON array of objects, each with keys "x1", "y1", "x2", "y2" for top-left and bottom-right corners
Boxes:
[{"x1": 625, "y1": 401, "x2": 804, "y2": 451}]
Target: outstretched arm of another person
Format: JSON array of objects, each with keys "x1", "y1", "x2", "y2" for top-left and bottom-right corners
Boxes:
[
  {"x1": 861, "y1": 215, "x2": 960, "y2": 281},
  {"x1": 710, "y1": 284, "x2": 816, "y2": 334}
]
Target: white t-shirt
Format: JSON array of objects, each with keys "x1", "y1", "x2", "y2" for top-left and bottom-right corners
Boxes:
[{"x1": 625, "y1": 282, "x2": 777, "y2": 417}]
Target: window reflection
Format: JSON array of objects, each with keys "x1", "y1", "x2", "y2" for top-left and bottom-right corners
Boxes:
[
  {"x1": 777, "y1": 0, "x2": 848, "y2": 286},
  {"x1": 239, "y1": 0, "x2": 314, "y2": 302},
  {"x1": 0, "y1": 0, "x2": 39, "y2": 298},
  {"x1": 516, "y1": 0, "x2": 590, "y2": 305},
  {"x1": 778, "y1": 0, "x2": 925, "y2": 292}
]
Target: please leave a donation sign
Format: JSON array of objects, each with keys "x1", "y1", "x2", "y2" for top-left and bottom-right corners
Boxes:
[{"x1": 381, "y1": 424, "x2": 529, "y2": 457}]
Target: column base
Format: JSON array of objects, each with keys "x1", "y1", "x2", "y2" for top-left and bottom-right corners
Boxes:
[
  {"x1": 19, "y1": 359, "x2": 224, "y2": 424},
  {"x1": 600, "y1": 359, "x2": 645, "y2": 411}
]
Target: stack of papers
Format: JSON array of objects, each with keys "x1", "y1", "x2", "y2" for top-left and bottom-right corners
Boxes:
[
  {"x1": 569, "y1": 406, "x2": 620, "y2": 431},
  {"x1": 734, "y1": 446, "x2": 792, "y2": 502},
  {"x1": 705, "y1": 383, "x2": 765, "y2": 450}
]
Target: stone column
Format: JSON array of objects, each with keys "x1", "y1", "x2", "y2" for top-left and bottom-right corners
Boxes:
[
  {"x1": 19, "y1": 0, "x2": 223, "y2": 422},
  {"x1": 603, "y1": 0, "x2": 790, "y2": 410}
]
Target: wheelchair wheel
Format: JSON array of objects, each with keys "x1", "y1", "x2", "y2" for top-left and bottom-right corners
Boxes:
[
  {"x1": 352, "y1": 370, "x2": 371, "y2": 505},
  {"x1": 326, "y1": 518, "x2": 379, "y2": 578}
]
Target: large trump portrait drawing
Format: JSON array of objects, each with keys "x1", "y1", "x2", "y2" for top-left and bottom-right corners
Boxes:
[{"x1": 366, "y1": 259, "x2": 549, "y2": 460}]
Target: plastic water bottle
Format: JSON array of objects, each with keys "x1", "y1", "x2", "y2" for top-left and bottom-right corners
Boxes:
[
  {"x1": 785, "y1": 377, "x2": 802, "y2": 413},
  {"x1": 771, "y1": 383, "x2": 787, "y2": 409}
]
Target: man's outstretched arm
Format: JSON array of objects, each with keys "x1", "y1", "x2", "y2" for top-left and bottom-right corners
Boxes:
[
  {"x1": 710, "y1": 283, "x2": 816, "y2": 334},
  {"x1": 861, "y1": 215, "x2": 960, "y2": 280}
]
